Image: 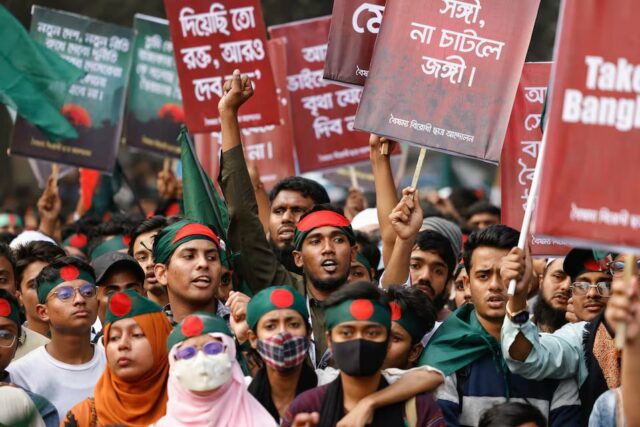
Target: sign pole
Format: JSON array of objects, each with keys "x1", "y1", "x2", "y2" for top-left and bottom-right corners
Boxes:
[{"x1": 411, "y1": 148, "x2": 427, "y2": 189}]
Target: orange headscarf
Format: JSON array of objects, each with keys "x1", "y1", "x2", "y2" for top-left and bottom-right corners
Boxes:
[{"x1": 94, "y1": 311, "x2": 172, "y2": 426}]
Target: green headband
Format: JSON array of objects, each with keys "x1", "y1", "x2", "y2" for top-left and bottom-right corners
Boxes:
[
  {"x1": 37, "y1": 264, "x2": 95, "y2": 304},
  {"x1": 355, "y1": 252, "x2": 372, "y2": 272},
  {"x1": 167, "y1": 312, "x2": 231, "y2": 351},
  {"x1": 105, "y1": 289, "x2": 163, "y2": 325},
  {"x1": 246, "y1": 285, "x2": 308, "y2": 330},
  {"x1": 153, "y1": 220, "x2": 220, "y2": 265},
  {"x1": 324, "y1": 298, "x2": 391, "y2": 331},
  {"x1": 390, "y1": 301, "x2": 425, "y2": 344},
  {"x1": 294, "y1": 210, "x2": 356, "y2": 251},
  {"x1": 0, "y1": 295, "x2": 21, "y2": 327},
  {"x1": 90, "y1": 235, "x2": 130, "y2": 260}
]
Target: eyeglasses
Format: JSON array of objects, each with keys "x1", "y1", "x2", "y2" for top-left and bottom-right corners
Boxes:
[
  {"x1": 47, "y1": 283, "x2": 97, "y2": 302},
  {"x1": 571, "y1": 281, "x2": 612, "y2": 297},
  {"x1": 607, "y1": 260, "x2": 640, "y2": 277},
  {"x1": 175, "y1": 341, "x2": 225, "y2": 360},
  {"x1": 0, "y1": 329, "x2": 17, "y2": 348}
]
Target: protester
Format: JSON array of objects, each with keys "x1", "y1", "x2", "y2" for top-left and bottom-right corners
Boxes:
[
  {"x1": 152, "y1": 312, "x2": 277, "y2": 427},
  {"x1": 282, "y1": 281, "x2": 444, "y2": 427},
  {"x1": 6, "y1": 257, "x2": 106, "y2": 417},
  {"x1": 563, "y1": 249, "x2": 612, "y2": 322},
  {"x1": 478, "y1": 402, "x2": 547, "y2": 427},
  {"x1": 533, "y1": 257, "x2": 570, "y2": 333},
  {"x1": 63, "y1": 290, "x2": 172, "y2": 426},
  {"x1": 450, "y1": 260, "x2": 471, "y2": 310},
  {"x1": 0, "y1": 243, "x2": 16, "y2": 295},
  {"x1": 13, "y1": 241, "x2": 65, "y2": 358},
  {"x1": 0, "y1": 289, "x2": 58, "y2": 427},
  {"x1": 128, "y1": 215, "x2": 172, "y2": 307},
  {"x1": 502, "y1": 249, "x2": 622, "y2": 426},
  {"x1": 464, "y1": 201, "x2": 501, "y2": 231},
  {"x1": 91, "y1": 251, "x2": 145, "y2": 336},
  {"x1": 348, "y1": 251, "x2": 376, "y2": 283},
  {"x1": 153, "y1": 219, "x2": 229, "y2": 324},
  {"x1": 422, "y1": 225, "x2": 580, "y2": 426},
  {"x1": 384, "y1": 188, "x2": 460, "y2": 320}
]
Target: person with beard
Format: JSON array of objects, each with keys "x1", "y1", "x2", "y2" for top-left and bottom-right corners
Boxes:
[
  {"x1": 532, "y1": 258, "x2": 571, "y2": 333},
  {"x1": 503, "y1": 248, "x2": 619, "y2": 426},
  {"x1": 383, "y1": 188, "x2": 460, "y2": 322},
  {"x1": 282, "y1": 281, "x2": 445, "y2": 427},
  {"x1": 215, "y1": 70, "x2": 329, "y2": 295},
  {"x1": 421, "y1": 225, "x2": 580, "y2": 427}
]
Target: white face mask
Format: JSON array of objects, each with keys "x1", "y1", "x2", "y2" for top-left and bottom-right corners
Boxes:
[{"x1": 173, "y1": 350, "x2": 233, "y2": 392}]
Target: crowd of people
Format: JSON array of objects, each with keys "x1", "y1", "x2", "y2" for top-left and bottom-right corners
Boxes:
[{"x1": 0, "y1": 71, "x2": 638, "y2": 427}]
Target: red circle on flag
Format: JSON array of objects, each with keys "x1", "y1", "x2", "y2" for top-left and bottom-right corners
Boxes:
[
  {"x1": 60, "y1": 265, "x2": 80, "y2": 282},
  {"x1": 182, "y1": 315, "x2": 204, "y2": 337},
  {"x1": 70, "y1": 234, "x2": 87, "y2": 248},
  {"x1": 584, "y1": 259, "x2": 600, "y2": 271},
  {"x1": 389, "y1": 302, "x2": 402, "y2": 321},
  {"x1": 270, "y1": 289, "x2": 294, "y2": 308},
  {"x1": 350, "y1": 299, "x2": 374, "y2": 320},
  {"x1": 0, "y1": 299, "x2": 11, "y2": 317},
  {"x1": 122, "y1": 235, "x2": 131, "y2": 247},
  {"x1": 109, "y1": 293, "x2": 132, "y2": 317}
]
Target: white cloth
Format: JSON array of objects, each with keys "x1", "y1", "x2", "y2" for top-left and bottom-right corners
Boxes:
[
  {"x1": 0, "y1": 386, "x2": 45, "y2": 427},
  {"x1": 6, "y1": 345, "x2": 106, "y2": 418},
  {"x1": 9, "y1": 231, "x2": 56, "y2": 250},
  {"x1": 13, "y1": 327, "x2": 50, "y2": 361}
]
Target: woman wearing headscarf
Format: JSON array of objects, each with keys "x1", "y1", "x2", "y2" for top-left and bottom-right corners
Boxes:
[
  {"x1": 152, "y1": 312, "x2": 277, "y2": 427},
  {"x1": 62, "y1": 290, "x2": 172, "y2": 427}
]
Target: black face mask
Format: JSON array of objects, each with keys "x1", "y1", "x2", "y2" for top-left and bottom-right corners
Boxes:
[{"x1": 331, "y1": 339, "x2": 388, "y2": 377}]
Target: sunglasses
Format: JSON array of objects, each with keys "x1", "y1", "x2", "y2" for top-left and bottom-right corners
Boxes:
[
  {"x1": 607, "y1": 260, "x2": 640, "y2": 277},
  {"x1": 175, "y1": 341, "x2": 225, "y2": 360},
  {"x1": 47, "y1": 283, "x2": 97, "y2": 302},
  {"x1": 571, "y1": 281, "x2": 612, "y2": 297}
]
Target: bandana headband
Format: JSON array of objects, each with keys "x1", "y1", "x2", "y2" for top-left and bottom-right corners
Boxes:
[
  {"x1": 37, "y1": 264, "x2": 95, "y2": 304},
  {"x1": 167, "y1": 313, "x2": 231, "y2": 351},
  {"x1": 294, "y1": 210, "x2": 355, "y2": 250},
  {"x1": 105, "y1": 290, "x2": 163, "y2": 325},
  {"x1": 324, "y1": 298, "x2": 391, "y2": 331},
  {"x1": 154, "y1": 220, "x2": 221, "y2": 265},
  {"x1": 0, "y1": 296, "x2": 21, "y2": 327},
  {"x1": 355, "y1": 252, "x2": 372, "y2": 272},
  {"x1": 390, "y1": 301, "x2": 425, "y2": 344},
  {"x1": 90, "y1": 235, "x2": 130, "y2": 260},
  {"x1": 246, "y1": 286, "x2": 308, "y2": 330}
]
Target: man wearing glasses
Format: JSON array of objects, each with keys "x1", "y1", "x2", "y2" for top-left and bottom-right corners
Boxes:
[
  {"x1": 6, "y1": 257, "x2": 106, "y2": 418},
  {"x1": 501, "y1": 248, "x2": 620, "y2": 426}
]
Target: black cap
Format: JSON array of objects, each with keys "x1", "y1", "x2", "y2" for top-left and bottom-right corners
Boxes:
[
  {"x1": 91, "y1": 251, "x2": 145, "y2": 286},
  {"x1": 563, "y1": 248, "x2": 608, "y2": 280}
]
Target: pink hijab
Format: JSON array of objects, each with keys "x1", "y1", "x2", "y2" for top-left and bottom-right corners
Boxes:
[{"x1": 152, "y1": 333, "x2": 277, "y2": 427}]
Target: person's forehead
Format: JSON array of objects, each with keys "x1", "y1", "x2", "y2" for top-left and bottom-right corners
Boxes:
[
  {"x1": 0, "y1": 316, "x2": 17, "y2": 330},
  {"x1": 179, "y1": 334, "x2": 221, "y2": 347},
  {"x1": 410, "y1": 249, "x2": 446, "y2": 264},
  {"x1": 272, "y1": 190, "x2": 313, "y2": 207},
  {"x1": 305, "y1": 226, "x2": 347, "y2": 239},
  {"x1": 350, "y1": 262, "x2": 368, "y2": 270},
  {"x1": 334, "y1": 320, "x2": 385, "y2": 329},
  {"x1": 575, "y1": 271, "x2": 611, "y2": 282},
  {"x1": 52, "y1": 278, "x2": 93, "y2": 290},
  {"x1": 390, "y1": 321, "x2": 410, "y2": 337},
  {"x1": 0, "y1": 256, "x2": 13, "y2": 273},
  {"x1": 176, "y1": 239, "x2": 218, "y2": 252},
  {"x1": 101, "y1": 267, "x2": 140, "y2": 285},
  {"x1": 134, "y1": 230, "x2": 159, "y2": 249},
  {"x1": 471, "y1": 246, "x2": 510, "y2": 269},
  {"x1": 259, "y1": 308, "x2": 305, "y2": 324},
  {"x1": 24, "y1": 260, "x2": 49, "y2": 280},
  {"x1": 110, "y1": 317, "x2": 139, "y2": 330}
]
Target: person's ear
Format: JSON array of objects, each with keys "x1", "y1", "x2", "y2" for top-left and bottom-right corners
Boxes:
[
  {"x1": 325, "y1": 330, "x2": 332, "y2": 353},
  {"x1": 247, "y1": 329, "x2": 258, "y2": 349},
  {"x1": 408, "y1": 343, "x2": 424, "y2": 364},
  {"x1": 36, "y1": 304, "x2": 50, "y2": 323},
  {"x1": 154, "y1": 263, "x2": 169, "y2": 287},
  {"x1": 350, "y1": 246, "x2": 357, "y2": 263},
  {"x1": 293, "y1": 251, "x2": 303, "y2": 268},
  {"x1": 16, "y1": 290, "x2": 24, "y2": 308}
]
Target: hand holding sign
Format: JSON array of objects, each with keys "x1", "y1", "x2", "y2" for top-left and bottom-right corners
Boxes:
[{"x1": 218, "y1": 69, "x2": 254, "y2": 114}]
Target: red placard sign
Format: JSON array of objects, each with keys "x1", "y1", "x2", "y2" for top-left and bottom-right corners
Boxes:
[
  {"x1": 533, "y1": 1, "x2": 640, "y2": 253},
  {"x1": 324, "y1": 0, "x2": 385, "y2": 86},
  {"x1": 268, "y1": 17, "x2": 371, "y2": 173},
  {"x1": 501, "y1": 62, "x2": 570, "y2": 257},
  {"x1": 355, "y1": 0, "x2": 539, "y2": 163},
  {"x1": 164, "y1": 0, "x2": 280, "y2": 132}
]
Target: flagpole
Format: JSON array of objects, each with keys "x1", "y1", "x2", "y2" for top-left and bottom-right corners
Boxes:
[
  {"x1": 411, "y1": 148, "x2": 427, "y2": 189},
  {"x1": 508, "y1": 130, "x2": 548, "y2": 296}
]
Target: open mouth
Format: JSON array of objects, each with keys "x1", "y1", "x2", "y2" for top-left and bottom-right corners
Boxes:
[
  {"x1": 145, "y1": 272, "x2": 158, "y2": 285},
  {"x1": 278, "y1": 227, "x2": 295, "y2": 240},
  {"x1": 191, "y1": 275, "x2": 212, "y2": 288},
  {"x1": 487, "y1": 295, "x2": 505, "y2": 308},
  {"x1": 321, "y1": 259, "x2": 338, "y2": 274}
]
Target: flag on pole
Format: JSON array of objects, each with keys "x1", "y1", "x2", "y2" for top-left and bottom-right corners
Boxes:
[{"x1": 0, "y1": 5, "x2": 82, "y2": 141}]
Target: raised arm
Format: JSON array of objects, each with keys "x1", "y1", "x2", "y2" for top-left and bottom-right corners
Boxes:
[
  {"x1": 217, "y1": 70, "x2": 294, "y2": 293},
  {"x1": 382, "y1": 187, "x2": 422, "y2": 288},
  {"x1": 369, "y1": 135, "x2": 400, "y2": 266}
]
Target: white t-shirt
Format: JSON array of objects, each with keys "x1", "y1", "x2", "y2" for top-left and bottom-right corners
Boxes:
[{"x1": 6, "y1": 344, "x2": 106, "y2": 418}]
